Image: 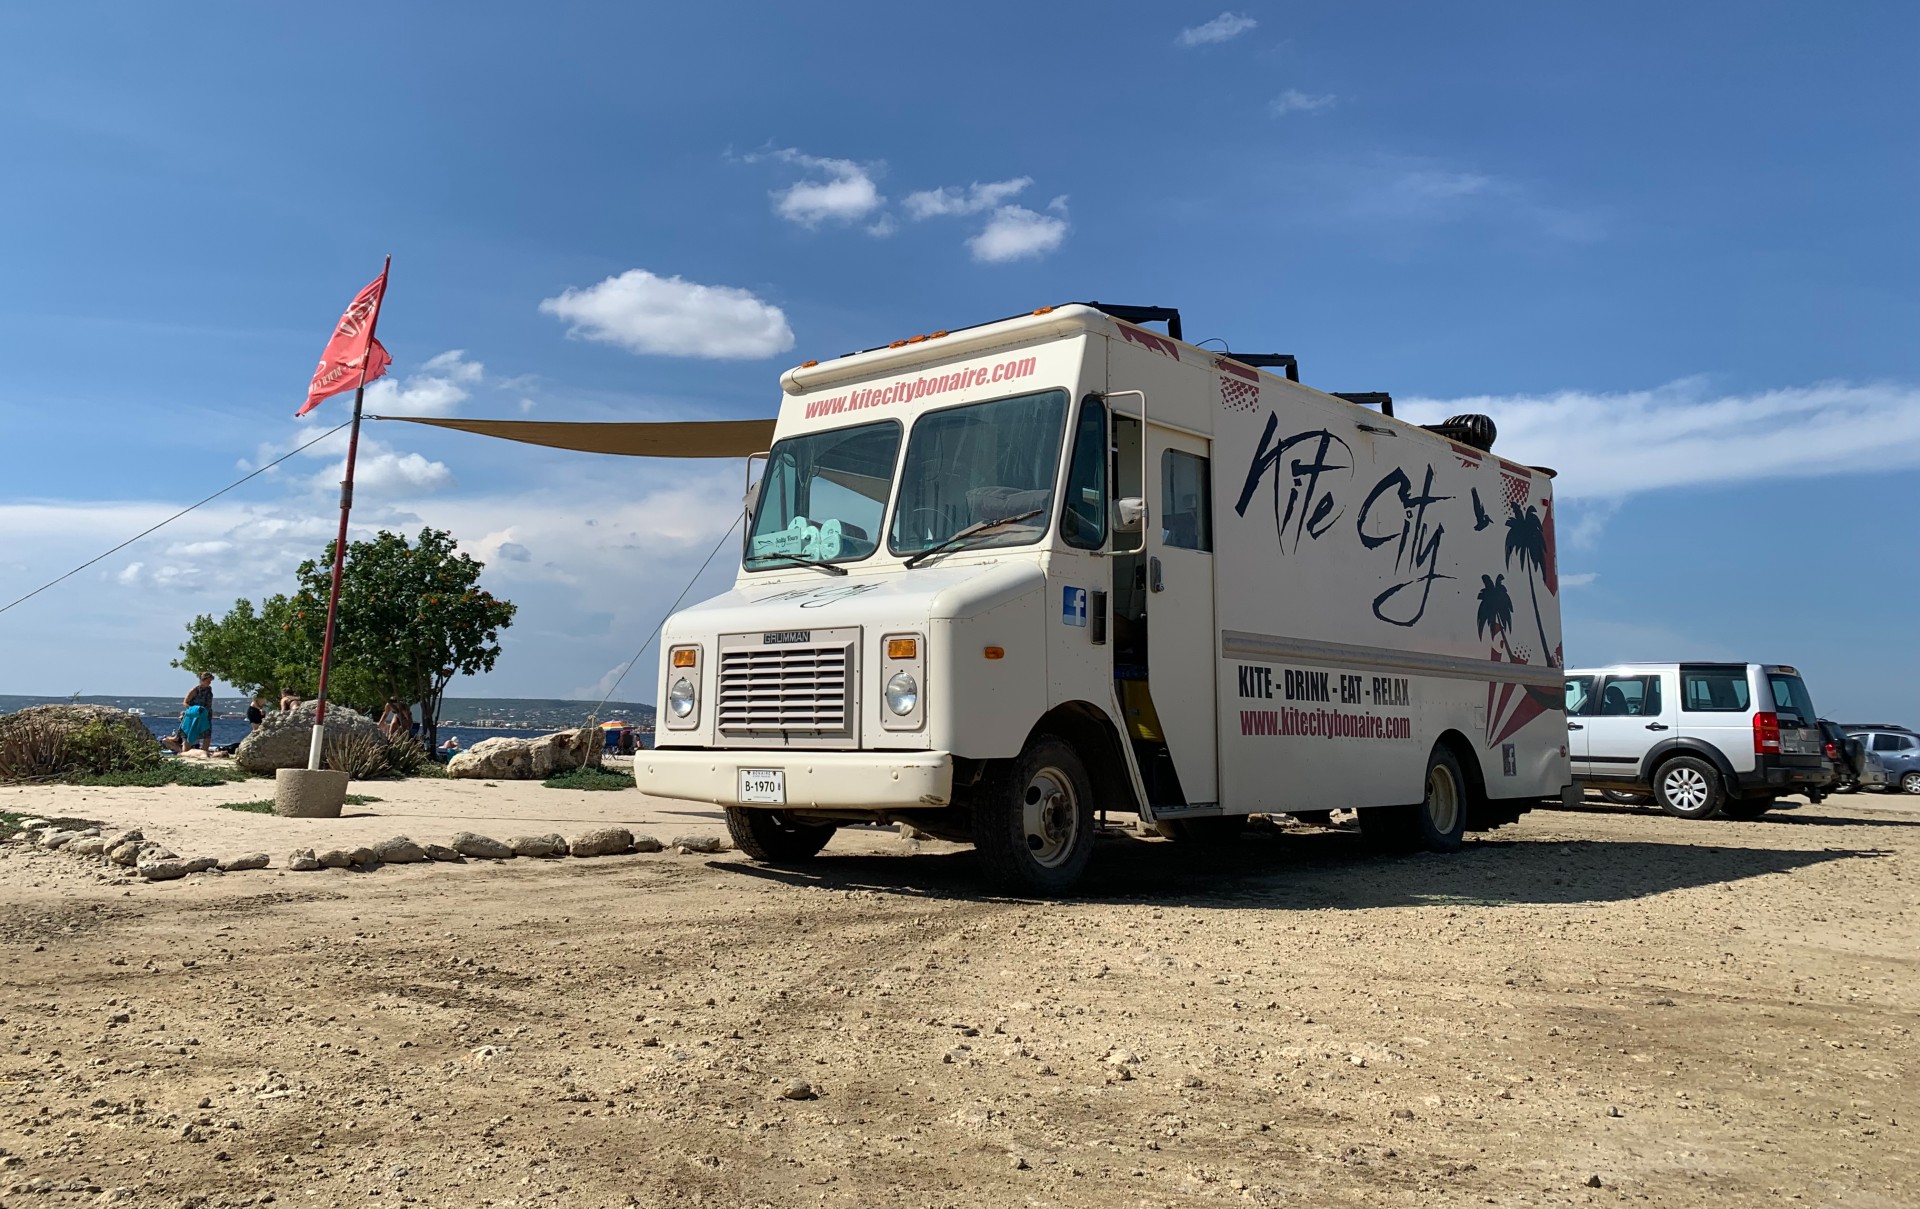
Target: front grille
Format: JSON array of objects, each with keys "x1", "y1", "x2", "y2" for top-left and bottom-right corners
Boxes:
[{"x1": 718, "y1": 644, "x2": 851, "y2": 734}]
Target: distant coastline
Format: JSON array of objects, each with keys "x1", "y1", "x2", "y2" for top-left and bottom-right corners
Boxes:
[{"x1": 0, "y1": 693, "x2": 656, "y2": 731}]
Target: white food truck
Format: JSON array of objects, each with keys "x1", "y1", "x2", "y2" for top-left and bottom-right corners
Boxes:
[{"x1": 635, "y1": 303, "x2": 1571, "y2": 892}]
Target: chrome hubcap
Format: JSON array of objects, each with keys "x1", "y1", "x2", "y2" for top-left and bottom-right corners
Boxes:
[
  {"x1": 1903, "y1": 773, "x2": 1920, "y2": 795},
  {"x1": 1425, "y1": 763, "x2": 1460, "y2": 834},
  {"x1": 1022, "y1": 766, "x2": 1080, "y2": 868},
  {"x1": 1664, "y1": 766, "x2": 1710, "y2": 811}
]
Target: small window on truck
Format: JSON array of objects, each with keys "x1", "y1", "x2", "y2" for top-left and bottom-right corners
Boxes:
[
  {"x1": 1060, "y1": 395, "x2": 1107, "y2": 550},
  {"x1": 1160, "y1": 449, "x2": 1212, "y2": 552}
]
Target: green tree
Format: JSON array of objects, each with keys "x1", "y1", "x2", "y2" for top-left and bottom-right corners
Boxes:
[
  {"x1": 178, "y1": 527, "x2": 515, "y2": 745},
  {"x1": 177, "y1": 593, "x2": 324, "y2": 699},
  {"x1": 291, "y1": 527, "x2": 516, "y2": 747}
]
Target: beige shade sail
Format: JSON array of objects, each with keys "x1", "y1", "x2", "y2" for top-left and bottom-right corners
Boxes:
[{"x1": 370, "y1": 415, "x2": 777, "y2": 458}]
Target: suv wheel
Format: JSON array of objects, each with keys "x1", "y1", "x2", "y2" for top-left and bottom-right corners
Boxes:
[
  {"x1": 1654, "y1": 756, "x2": 1724, "y2": 819},
  {"x1": 1601, "y1": 790, "x2": 1651, "y2": 806},
  {"x1": 1903, "y1": 772, "x2": 1920, "y2": 795}
]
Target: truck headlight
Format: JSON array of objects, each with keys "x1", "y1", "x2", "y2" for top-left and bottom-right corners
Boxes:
[
  {"x1": 668, "y1": 677, "x2": 697, "y2": 718},
  {"x1": 884, "y1": 672, "x2": 919, "y2": 716}
]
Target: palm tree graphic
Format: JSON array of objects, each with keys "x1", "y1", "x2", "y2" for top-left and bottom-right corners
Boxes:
[
  {"x1": 1476, "y1": 573, "x2": 1515, "y2": 659},
  {"x1": 1504, "y1": 501, "x2": 1555, "y2": 666}
]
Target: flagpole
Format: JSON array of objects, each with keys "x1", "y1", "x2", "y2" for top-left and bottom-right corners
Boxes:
[{"x1": 308, "y1": 255, "x2": 391, "y2": 772}]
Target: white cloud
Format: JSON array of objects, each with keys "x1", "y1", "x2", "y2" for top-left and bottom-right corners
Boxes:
[
  {"x1": 538, "y1": 269, "x2": 795, "y2": 359},
  {"x1": 1559, "y1": 572, "x2": 1598, "y2": 589},
  {"x1": 1178, "y1": 12, "x2": 1257, "y2": 46},
  {"x1": 1342, "y1": 161, "x2": 1601, "y2": 242},
  {"x1": 116, "y1": 561, "x2": 143, "y2": 586},
  {"x1": 968, "y1": 199, "x2": 1070, "y2": 264},
  {"x1": 750, "y1": 147, "x2": 886, "y2": 228},
  {"x1": 1270, "y1": 89, "x2": 1336, "y2": 117},
  {"x1": 1398, "y1": 378, "x2": 1920, "y2": 502},
  {"x1": 904, "y1": 177, "x2": 1032, "y2": 220},
  {"x1": 362, "y1": 349, "x2": 484, "y2": 418}
]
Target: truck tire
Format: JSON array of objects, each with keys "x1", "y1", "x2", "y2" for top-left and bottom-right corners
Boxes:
[
  {"x1": 1653, "y1": 755, "x2": 1724, "y2": 819},
  {"x1": 725, "y1": 809, "x2": 836, "y2": 863},
  {"x1": 1360, "y1": 745, "x2": 1468, "y2": 854},
  {"x1": 972, "y1": 735, "x2": 1095, "y2": 895},
  {"x1": 1721, "y1": 798, "x2": 1776, "y2": 820}
]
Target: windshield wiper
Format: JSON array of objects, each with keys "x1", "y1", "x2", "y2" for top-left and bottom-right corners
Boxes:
[
  {"x1": 903, "y1": 509, "x2": 1045, "y2": 569},
  {"x1": 748, "y1": 552, "x2": 848, "y2": 577}
]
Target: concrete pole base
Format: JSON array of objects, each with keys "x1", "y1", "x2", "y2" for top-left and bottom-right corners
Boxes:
[{"x1": 274, "y1": 768, "x2": 349, "y2": 818}]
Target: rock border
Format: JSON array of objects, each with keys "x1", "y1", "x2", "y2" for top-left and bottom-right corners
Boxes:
[{"x1": 2, "y1": 819, "x2": 727, "y2": 883}]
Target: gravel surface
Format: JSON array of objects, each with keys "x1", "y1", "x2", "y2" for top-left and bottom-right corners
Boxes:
[{"x1": 1, "y1": 790, "x2": 1915, "y2": 1207}]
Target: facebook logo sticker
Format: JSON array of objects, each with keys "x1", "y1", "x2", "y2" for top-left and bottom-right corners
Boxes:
[{"x1": 1062, "y1": 586, "x2": 1088, "y2": 627}]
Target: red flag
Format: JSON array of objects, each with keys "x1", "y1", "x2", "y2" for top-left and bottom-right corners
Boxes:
[{"x1": 297, "y1": 269, "x2": 390, "y2": 417}]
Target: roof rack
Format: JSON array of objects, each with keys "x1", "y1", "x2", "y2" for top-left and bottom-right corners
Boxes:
[
  {"x1": 1083, "y1": 302, "x2": 1182, "y2": 342},
  {"x1": 1333, "y1": 391, "x2": 1393, "y2": 418},
  {"x1": 1222, "y1": 353, "x2": 1300, "y2": 383}
]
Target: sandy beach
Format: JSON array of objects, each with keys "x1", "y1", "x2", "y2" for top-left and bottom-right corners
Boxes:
[{"x1": 2, "y1": 780, "x2": 1916, "y2": 1207}]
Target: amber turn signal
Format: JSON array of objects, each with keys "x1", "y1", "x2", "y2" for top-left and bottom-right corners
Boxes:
[
  {"x1": 671, "y1": 649, "x2": 698, "y2": 668},
  {"x1": 887, "y1": 638, "x2": 918, "y2": 659},
  {"x1": 983, "y1": 646, "x2": 1005, "y2": 660}
]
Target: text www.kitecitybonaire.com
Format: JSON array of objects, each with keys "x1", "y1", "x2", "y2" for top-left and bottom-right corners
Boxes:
[
  {"x1": 1240, "y1": 708, "x2": 1413, "y2": 739},
  {"x1": 801, "y1": 355, "x2": 1039, "y2": 419}
]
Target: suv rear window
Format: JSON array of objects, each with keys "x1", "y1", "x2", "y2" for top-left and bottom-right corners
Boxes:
[
  {"x1": 1682, "y1": 668, "x2": 1750, "y2": 712},
  {"x1": 1767, "y1": 673, "x2": 1817, "y2": 725}
]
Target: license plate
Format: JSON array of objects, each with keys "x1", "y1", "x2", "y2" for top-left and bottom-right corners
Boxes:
[{"x1": 738, "y1": 768, "x2": 786, "y2": 803}]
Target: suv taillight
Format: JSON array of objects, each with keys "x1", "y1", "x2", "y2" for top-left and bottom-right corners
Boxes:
[
  {"x1": 1753, "y1": 711, "x2": 1781, "y2": 755},
  {"x1": 1824, "y1": 740, "x2": 1839, "y2": 760}
]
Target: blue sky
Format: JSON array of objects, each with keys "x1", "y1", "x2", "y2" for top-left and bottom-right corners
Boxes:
[{"x1": 1, "y1": 3, "x2": 1915, "y2": 720}]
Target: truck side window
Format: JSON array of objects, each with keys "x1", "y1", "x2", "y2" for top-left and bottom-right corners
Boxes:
[
  {"x1": 1061, "y1": 396, "x2": 1107, "y2": 549},
  {"x1": 1160, "y1": 449, "x2": 1212, "y2": 552}
]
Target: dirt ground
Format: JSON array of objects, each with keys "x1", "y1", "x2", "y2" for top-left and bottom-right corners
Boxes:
[{"x1": 2, "y1": 787, "x2": 1915, "y2": 1209}]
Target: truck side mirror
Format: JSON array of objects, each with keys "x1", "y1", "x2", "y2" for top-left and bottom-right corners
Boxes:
[
  {"x1": 743, "y1": 478, "x2": 762, "y2": 516},
  {"x1": 1114, "y1": 496, "x2": 1146, "y2": 533}
]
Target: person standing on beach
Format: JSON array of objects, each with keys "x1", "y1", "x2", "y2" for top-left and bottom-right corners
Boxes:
[
  {"x1": 181, "y1": 672, "x2": 215, "y2": 755},
  {"x1": 246, "y1": 694, "x2": 266, "y2": 732}
]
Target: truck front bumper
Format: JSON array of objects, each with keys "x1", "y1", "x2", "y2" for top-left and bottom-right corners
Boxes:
[{"x1": 635, "y1": 748, "x2": 954, "y2": 809}]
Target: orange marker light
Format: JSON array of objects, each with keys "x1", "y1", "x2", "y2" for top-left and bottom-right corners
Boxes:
[
  {"x1": 671, "y1": 649, "x2": 698, "y2": 668},
  {"x1": 931, "y1": 330, "x2": 949, "y2": 338},
  {"x1": 907, "y1": 334, "x2": 926, "y2": 344},
  {"x1": 887, "y1": 638, "x2": 918, "y2": 659},
  {"x1": 889, "y1": 340, "x2": 907, "y2": 348},
  {"x1": 801, "y1": 359, "x2": 818, "y2": 368},
  {"x1": 983, "y1": 646, "x2": 1005, "y2": 660},
  {"x1": 1031, "y1": 306, "x2": 1054, "y2": 315}
]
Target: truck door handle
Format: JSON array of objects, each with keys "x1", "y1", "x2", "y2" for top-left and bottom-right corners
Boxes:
[
  {"x1": 1149, "y1": 556, "x2": 1164, "y2": 593},
  {"x1": 1567, "y1": 723, "x2": 1583, "y2": 731},
  {"x1": 1645, "y1": 723, "x2": 1669, "y2": 731}
]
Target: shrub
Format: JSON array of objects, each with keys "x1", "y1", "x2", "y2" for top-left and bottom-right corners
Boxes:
[
  {"x1": 0, "y1": 706, "x2": 162, "y2": 783},
  {"x1": 542, "y1": 766, "x2": 635, "y2": 791}
]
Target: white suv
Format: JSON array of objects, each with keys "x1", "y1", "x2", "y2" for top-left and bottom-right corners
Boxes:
[{"x1": 1563, "y1": 662, "x2": 1828, "y2": 819}]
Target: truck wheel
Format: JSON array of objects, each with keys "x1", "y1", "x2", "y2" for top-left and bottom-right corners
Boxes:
[
  {"x1": 725, "y1": 809, "x2": 836, "y2": 863},
  {"x1": 1653, "y1": 756, "x2": 1723, "y2": 819},
  {"x1": 1156, "y1": 816, "x2": 1245, "y2": 844},
  {"x1": 1360, "y1": 745, "x2": 1468, "y2": 854},
  {"x1": 973, "y1": 735, "x2": 1095, "y2": 895},
  {"x1": 1721, "y1": 798, "x2": 1776, "y2": 820}
]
